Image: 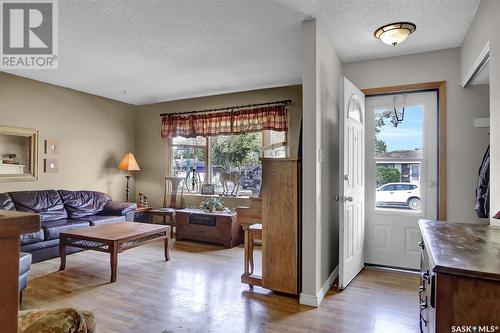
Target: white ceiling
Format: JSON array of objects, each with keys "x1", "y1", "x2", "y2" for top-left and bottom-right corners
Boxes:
[{"x1": 2, "y1": 0, "x2": 480, "y2": 105}]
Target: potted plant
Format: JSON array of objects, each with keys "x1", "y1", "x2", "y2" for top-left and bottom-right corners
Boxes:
[{"x1": 199, "y1": 197, "x2": 225, "y2": 213}]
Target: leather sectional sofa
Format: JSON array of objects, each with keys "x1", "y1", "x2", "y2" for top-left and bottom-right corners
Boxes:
[{"x1": 0, "y1": 190, "x2": 137, "y2": 263}]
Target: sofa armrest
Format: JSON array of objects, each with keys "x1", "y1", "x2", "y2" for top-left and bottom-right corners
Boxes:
[{"x1": 100, "y1": 201, "x2": 137, "y2": 218}]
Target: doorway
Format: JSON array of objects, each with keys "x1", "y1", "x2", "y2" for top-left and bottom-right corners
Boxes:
[{"x1": 365, "y1": 90, "x2": 438, "y2": 269}]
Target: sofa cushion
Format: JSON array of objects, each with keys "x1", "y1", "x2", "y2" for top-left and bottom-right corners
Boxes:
[
  {"x1": 20, "y1": 230, "x2": 45, "y2": 245},
  {"x1": 0, "y1": 193, "x2": 15, "y2": 210},
  {"x1": 20, "y1": 252, "x2": 32, "y2": 276},
  {"x1": 76, "y1": 215, "x2": 124, "y2": 226},
  {"x1": 59, "y1": 190, "x2": 112, "y2": 219},
  {"x1": 20, "y1": 239, "x2": 59, "y2": 252},
  {"x1": 41, "y1": 219, "x2": 90, "y2": 240},
  {"x1": 9, "y1": 190, "x2": 67, "y2": 222}
]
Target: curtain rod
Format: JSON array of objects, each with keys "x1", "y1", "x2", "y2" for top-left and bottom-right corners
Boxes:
[{"x1": 160, "y1": 99, "x2": 292, "y2": 117}]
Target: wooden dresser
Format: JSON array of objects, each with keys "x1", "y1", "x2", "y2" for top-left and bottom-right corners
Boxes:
[{"x1": 418, "y1": 220, "x2": 500, "y2": 333}]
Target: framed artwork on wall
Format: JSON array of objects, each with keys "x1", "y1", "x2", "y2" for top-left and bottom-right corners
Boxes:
[
  {"x1": 0, "y1": 125, "x2": 39, "y2": 181},
  {"x1": 44, "y1": 159, "x2": 58, "y2": 173},
  {"x1": 45, "y1": 139, "x2": 59, "y2": 154},
  {"x1": 201, "y1": 184, "x2": 215, "y2": 195}
]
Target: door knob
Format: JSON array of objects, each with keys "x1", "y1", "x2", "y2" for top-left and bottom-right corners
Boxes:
[{"x1": 345, "y1": 196, "x2": 353, "y2": 202}]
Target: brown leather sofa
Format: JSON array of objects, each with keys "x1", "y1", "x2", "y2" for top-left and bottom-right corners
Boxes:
[{"x1": 0, "y1": 190, "x2": 136, "y2": 263}]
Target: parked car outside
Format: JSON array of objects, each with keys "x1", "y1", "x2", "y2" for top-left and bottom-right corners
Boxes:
[
  {"x1": 240, "y1": 178, "x2": 255, "y2": 189},
  {"x1": 375, "y1": 182, "x2": 421, "y2": 210}
]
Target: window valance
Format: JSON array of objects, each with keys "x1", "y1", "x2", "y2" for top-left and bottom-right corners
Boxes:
[{"x1": 161, "y1": 104, "x2": 288, "y2": 138}]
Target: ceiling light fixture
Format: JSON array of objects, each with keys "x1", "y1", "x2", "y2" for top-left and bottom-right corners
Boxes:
[{"x1": 374, "y1": 22, "x2": 416, "y2": 46}]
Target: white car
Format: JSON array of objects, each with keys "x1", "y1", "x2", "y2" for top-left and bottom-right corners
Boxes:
[{"x1": 375, "y1": 182, "x2": 421, "y2": 210}]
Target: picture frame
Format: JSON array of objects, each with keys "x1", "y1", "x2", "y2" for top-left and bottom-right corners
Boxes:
[
  {"x1": 45, "y1": 139, "x2": 59, "y2": 154},
  {"x1": 44, "y1": 159, "x2": 58, "y2": 173},
  {"x1": 0, "y1": 125, "x2": 39, "y2": 181},
  {"x1": 201, "y1": 184, "x2": 215, "y2": 195}
]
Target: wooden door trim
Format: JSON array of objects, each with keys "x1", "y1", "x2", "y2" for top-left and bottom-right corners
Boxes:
[{"x1": 362, "y1": 81, "x2": 447, "y2": 221}]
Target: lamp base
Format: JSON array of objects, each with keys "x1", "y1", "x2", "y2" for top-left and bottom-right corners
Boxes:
[{"x1": 125, "y1": 175, "x2": 131, "y2": 202}]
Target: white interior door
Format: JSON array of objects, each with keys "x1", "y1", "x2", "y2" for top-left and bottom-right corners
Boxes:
[
  {"x1": 365, "y1": 91, "x2": 438, "y2": 269},
  {"x1": 339, "y1": 77, "x2": 365, "y2": 289}
]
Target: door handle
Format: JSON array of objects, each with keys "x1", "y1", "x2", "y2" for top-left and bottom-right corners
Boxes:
[{"x1": 345, "y1": 196, "x2": 353, "y2": 202}]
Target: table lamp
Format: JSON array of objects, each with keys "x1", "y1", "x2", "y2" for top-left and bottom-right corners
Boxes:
[{"x1": 118, "y1": 152, "x2": 140, "y2": 202}]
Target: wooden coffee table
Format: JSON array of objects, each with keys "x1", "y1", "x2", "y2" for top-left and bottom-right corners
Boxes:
[{"x1": 59, "y1": 222, "x2": 171, "y2": 282}]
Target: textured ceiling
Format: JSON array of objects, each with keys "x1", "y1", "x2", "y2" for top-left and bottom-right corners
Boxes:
[
  {"x1": 279, "y1": 0, "x2": 481, "y2": 63},
  {"x1": 2, "y1": 0, "x2": 480, "y2": 105}
]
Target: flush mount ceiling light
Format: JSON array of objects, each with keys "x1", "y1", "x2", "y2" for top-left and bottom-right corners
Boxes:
[{"x1": 374, "y1": 22, "x2": 416, "y2": 46}]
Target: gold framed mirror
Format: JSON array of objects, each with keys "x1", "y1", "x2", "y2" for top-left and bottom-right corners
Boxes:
[{"x1": 0, "y1": 126, "x2": 39, "y2": 181}]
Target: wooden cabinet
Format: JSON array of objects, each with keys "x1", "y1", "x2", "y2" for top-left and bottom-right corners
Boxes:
[
  {"x1": 176, "y1": 209, "x2": 242, "y2": 248},
  {"x1": 238, "y1": 158, "x2": 301, "y2": 295},
  {"x1": 419, "y1": 220, "x2": 500, "y2": 333},
  {"x1": 261, "y1": 158, "x2": 299, "y2": 295}
]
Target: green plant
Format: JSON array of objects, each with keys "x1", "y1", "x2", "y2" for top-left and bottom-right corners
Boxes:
[
  {"x1": 376, "y1": 166, "x2": 401, "y2": 186},
  {"x1": 199, "y1": 197, "x2": 225, "y2": 211}
]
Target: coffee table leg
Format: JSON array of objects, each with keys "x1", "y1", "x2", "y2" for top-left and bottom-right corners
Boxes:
[
  {"x1": 59, "y1": 239, "x2": 66, "y2": 271},
  {"x1": 110, "y1": 242, "x2": 118, "y2": 283},
  {"x1": 164, "y1": 236, "x2": 170, "y2": 261}
]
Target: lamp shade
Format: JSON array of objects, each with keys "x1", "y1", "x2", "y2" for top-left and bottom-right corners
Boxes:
[
  {"x1": 118, "y1": 152, "x2": 140, "y2": 171},
  {"x1": 374, "y1": 22, "x2": 416, "y2": 46}
]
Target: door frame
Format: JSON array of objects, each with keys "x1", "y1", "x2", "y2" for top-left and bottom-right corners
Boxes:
[{"x1": 362, "y1": 81, "x2": 447, "y2": 221}]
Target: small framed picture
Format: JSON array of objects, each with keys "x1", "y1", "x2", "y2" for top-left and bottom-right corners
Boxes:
[
  {"x1": 201, "y1": 184, "x2": 215, "y2": 195},
  {"x1": 45, "y1": 140, "x2": 59, "y2": 154},
  {"x1": 44, "y1": 159, "x2": 58, "y2": 173}
]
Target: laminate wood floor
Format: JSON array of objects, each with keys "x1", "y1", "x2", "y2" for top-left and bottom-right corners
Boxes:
[{"x1": 25, "y1": 240, "x2": 419, "y2": 333}]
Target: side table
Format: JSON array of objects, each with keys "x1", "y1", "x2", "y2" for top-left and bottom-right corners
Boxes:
[
  {"x1": 133, "y1": 206, "x2": 152, "y2": 223},
  {"x1": 149, "y1": 208, "x2": 176, "y2": 238}
]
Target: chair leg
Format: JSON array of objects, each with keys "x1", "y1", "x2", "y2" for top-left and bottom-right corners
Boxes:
[{"x1": 248, "y1": 233, "x2": 255, "y2": 275}]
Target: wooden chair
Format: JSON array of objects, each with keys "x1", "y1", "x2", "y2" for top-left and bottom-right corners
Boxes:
[
  {"x1": 236, "y1": 198, "x2": 263, "y2": 288},
  {"x1": 148, "y1": 177, "x2": 184, "y2": 237},
  {"x1": 247, "y1": 224, "x2": 262, "y2": 278}
]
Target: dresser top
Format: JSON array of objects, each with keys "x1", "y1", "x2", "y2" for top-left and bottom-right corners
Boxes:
[{"x1": 419, "y1": 220, "x2": 500, "y2": 281}]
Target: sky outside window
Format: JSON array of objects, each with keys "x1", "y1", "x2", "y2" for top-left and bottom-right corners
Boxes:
[{"x1": 375, "y1": 105, "x2": 423, "y2": 152}]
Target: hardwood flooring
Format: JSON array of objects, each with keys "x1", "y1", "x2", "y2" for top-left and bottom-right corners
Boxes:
[{"x1": 25, "y1": 240, "x2": 419, "y2": 333}]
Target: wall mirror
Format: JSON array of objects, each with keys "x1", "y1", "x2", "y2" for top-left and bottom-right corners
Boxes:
[{"x1": 0, "y1": 126, "x2": 39, "y2": 181}]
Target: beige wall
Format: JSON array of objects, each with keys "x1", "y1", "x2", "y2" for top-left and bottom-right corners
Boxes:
[
  {"x1": 134, "y1": 85, "x2": 302, "y2": 208},
  {"x1": 301, "y1": 20, "x2": 342, "y2": 306},
  {"x1": 0, "y1": 72, "x2": 136, "y2": 201},
  {"x1": 461, "y1": 0, "x2": 500, "y2": 225},
  {"x1": 344, "y1": 48, "x2": 490, "y2": 224}
]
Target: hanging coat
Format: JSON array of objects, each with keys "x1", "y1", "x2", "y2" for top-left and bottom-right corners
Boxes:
[{"x1": 475, "y1": 146, "x2": 490, "y2": 218}]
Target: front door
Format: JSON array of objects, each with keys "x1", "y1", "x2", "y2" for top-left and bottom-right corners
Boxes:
[
  {"x1": 339, "y1": 77, "x2": 365, "y2": 289},
  {"x1": 365, "y1": 91, "x2": 438, "y2": 269}
]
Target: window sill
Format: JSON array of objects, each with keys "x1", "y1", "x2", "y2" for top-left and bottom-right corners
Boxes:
[{"x1": 181, "y1": 193, "x2": 252, "y2": 199}]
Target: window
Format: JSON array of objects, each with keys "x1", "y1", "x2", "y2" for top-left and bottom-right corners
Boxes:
[
  {"x1": 170, "y1": 136, "x2": 207, "y2": 191},
  {"x1": 167, "y1": 130, "x2": 287, "y2": 197}
]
